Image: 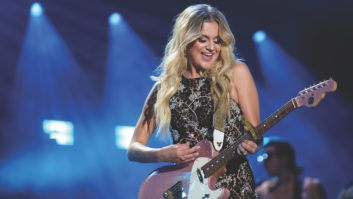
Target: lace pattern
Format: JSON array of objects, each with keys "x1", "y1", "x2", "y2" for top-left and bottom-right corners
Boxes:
[{"x1": 168, "y1": 76, "x2": 257, "y2": 198}]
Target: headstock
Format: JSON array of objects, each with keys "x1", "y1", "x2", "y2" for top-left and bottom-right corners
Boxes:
[{"x1": 294, "y1": 79, "x2": 337, "y2": 108}]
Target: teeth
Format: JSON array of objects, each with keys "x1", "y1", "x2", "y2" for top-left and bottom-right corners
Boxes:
[{"x1": 203, "y1": 53, "x2": 212, "y2": 56}]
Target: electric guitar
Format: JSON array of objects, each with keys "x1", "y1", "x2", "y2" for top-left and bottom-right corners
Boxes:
[{"x1": 138, "y1": 79, "x2": 337, "y2": 199}]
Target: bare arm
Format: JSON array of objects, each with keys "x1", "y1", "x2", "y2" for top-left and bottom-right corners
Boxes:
[
  {"x1": 127, "y1": 83, "x2": 199, "y2": 163},
  {"x1": 231, "y1": 61, "x2": 260, "y2": 155},
  {"x1": 127, "y1": 83, "x2": 161, "y2": 162}
]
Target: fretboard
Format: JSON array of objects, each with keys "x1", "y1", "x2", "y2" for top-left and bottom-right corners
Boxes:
[
  {"x1": 201, "y1": 133, "x2": 252, "y2": 178},
  {"x1": 201, "y1": 99, "x2": 298, "y2": 178},
  {"x1": 255, "y1": 99, "x2": 297, "y2": 137}
]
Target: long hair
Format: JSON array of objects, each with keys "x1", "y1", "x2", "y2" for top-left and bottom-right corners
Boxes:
[
  {"x1": 154, "y1": 4, "x2": 237, "y2": 137},
  {"x1": 265, "y1": 141, "x2": 303, "y2": 175}
]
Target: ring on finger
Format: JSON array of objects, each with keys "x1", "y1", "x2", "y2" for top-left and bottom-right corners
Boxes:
[
  {"x1": 243, "y1": 151, "x2": 247, "y2": 156},
  {"x1": 180, "y1": 156, "x2": 185, "y2": 161}
]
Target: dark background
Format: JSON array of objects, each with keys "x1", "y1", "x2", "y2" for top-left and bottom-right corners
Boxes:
[{"x1": 1, "y1": 0, "x2": 352, "y2": 198}]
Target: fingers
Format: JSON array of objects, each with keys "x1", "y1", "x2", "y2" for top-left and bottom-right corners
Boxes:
[
  {"x1": 237, "y1": 144, "x2": 247, "y2": 156},
  {"x1": 178, "y1": 141, "x2": 195, "y2": 150},
  {"x1": 237, "y1": 140, "x2": 258, "y2": 156},
  {"x1": 177, "y1": 142, "x2": 200, "y2": 163},
  {"x1": 243, "y1": 140, "x2": 258, "y2": 153},
  {"x1": 182, "y1": 145, "x2": 200, "y2": 162}
]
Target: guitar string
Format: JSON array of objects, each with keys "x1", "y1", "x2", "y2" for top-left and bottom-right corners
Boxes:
[
  {"x1": 185, "y1": 100, "x2": 297, "y2": 182},
  {"x1": 189, "y1": 101, "x2": 297, "y2": 179},
  {"x1": 179, "y1": 83, "x2": 331, "y2": 186},
  {"x1": 186, "y1": 133, "x2": 250, "y2": 181}
]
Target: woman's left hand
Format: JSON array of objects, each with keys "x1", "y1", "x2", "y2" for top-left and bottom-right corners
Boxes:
[{"x1": 237, "y1": 140, "x2": 258, "y2": 156}]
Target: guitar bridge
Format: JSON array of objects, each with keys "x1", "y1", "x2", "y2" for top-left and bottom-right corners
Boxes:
[{"x1": 163, "y1": 181, "x2": 186, "y2": 199}]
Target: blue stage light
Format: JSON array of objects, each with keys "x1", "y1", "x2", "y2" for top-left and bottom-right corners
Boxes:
[
  {"x1": 109, "y1": 13, "x2": 121, "y2": 25},
  {"x1": 253, "y1": 30, "x2": 266, "y2": 43},
  {"x1": 43, "y1": 120, "x2": 74, "y2": 145},
  {"x1": 31, "y1": 2, "x2": 43, "y2": 17},
  {"x1": 115, "y1": 126, "x2": 134, "y2": 149},
  {"x1": 257, "y1": 153, "x2": 269, "y2": 163}
]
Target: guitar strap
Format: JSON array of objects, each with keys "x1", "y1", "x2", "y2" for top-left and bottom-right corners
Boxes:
[
  {"x1": 213, "y1": 97, "x2": 227, "y2": 151},
  {"x1": 213, "y1": 97, "x2": 259, "y2": 151}
]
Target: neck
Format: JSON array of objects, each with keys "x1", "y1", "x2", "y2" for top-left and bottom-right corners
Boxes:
[
  {"x1": 184, "y1": 64, "x2": 202, "y2": 78},
  {"x1": 183, "y1": 70, "x2": 201, "y2": 79}
]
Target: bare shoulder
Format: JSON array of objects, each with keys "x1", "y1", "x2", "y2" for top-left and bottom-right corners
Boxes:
[
  {"x1": 150, "y1": 81, "x2": 161, "y2": 94},
  {"x1": 232, "y1": 60, "x2": 251, "y2": 76},
  {"x1": 231, "y1": 59, "x2": 256, "y2": 89},
  {"x1": 303, "y1": 176, "x2": 322, "y2": 187},
  {"x1": 230, "y1": 59, "x2": 260, "y2": 124},
  {"x1": 145, "y1": 81, "x2": 160, "y2": 103},
  {"x1": 256, "y1": 179, "x2": 276, "y2": 194},
  {"x1": 302, "y1": 176, "x2": 326, "y2": 198}
]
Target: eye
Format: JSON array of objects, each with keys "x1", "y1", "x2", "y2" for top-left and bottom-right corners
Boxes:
[
  {"x1": 214, "y1": 37, "x2": 222, "y2": 45},
  {"x1": 197, "y1": 37, "x2": 206, "y2": 43}
]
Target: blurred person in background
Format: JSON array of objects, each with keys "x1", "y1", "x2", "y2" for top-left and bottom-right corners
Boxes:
[
  {"x1": 256, "y1": 137, "x2": 326, "y2": 199},
  {"x1": 337, "y1": 182, "x2": 353, "y2": 199}
]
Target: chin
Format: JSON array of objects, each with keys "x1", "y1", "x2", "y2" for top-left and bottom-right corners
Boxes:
[{"x1": 200, "y1": 62, "x2": 216, "y2": 70}]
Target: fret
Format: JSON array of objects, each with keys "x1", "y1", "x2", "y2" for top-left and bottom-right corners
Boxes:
[
  {"x1": 202, "y1": 100, "x2": 297, "y2": 178},
  {"x1": 198, "y1": 80, "x2": 335, "y2": 180},
  {"x1": 201, "y1": 134, "x2": 252, "y2": 178},
  {"x1": 256, "y1": 99, "x2": 297, "y2": 137}
]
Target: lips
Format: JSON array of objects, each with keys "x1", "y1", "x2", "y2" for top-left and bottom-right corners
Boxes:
[{"x1": 201, "y1": 52, "x2": 213, "y2": 61}]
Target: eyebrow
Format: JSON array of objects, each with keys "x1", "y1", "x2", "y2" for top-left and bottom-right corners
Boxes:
[{"x1": 201, "y1": 35, "x2": 220, "y2": 39}]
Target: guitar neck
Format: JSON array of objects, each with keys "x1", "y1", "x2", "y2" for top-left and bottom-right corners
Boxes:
[
  {"x1": 201, "y1": 99, "x2": 298, "y2": 178},
  {"x1": 255, "y1": 99, "x2": 298, "y2": 137}
]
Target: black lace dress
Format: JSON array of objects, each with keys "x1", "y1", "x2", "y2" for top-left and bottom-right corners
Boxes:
[{"x1": 168, "y1": 76, "x2": 257, "y2": 199}]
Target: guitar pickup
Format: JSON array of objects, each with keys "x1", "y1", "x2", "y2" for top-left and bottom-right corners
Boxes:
[
  {"x1": 163, "y1": 181, "x2": 186, "y2": 199},
  {"x1": 196, "y1": 168, "x2": 204, "y2": 183}
]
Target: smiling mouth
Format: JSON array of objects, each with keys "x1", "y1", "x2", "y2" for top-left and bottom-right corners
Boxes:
[
  {"x1": 201, "y1": 52, "x2": 213, "y2": 61},
  {"x1": 202, "y1": 52, "x2": 213, "y2": 56}
]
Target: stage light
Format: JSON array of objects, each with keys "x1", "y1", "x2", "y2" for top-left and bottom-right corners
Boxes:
[
  {"x1": 253, "y1": 30, "x2": 266, "y2": 43},
  {"x1": 115, "y1": 126, "x2": 134, "y2": 149},
  {"x1": 31, "y1": 2, "x2": 43, "y2": 17},
  {"x1": 43, "y1": 120, "x2": 74, "y2": 145},
  {"x1": 109, "y1": 13, "x2": 121, "y2": 25},
  {"x1": 257, "y1": 153, "x2": 268, "y2": 163}
]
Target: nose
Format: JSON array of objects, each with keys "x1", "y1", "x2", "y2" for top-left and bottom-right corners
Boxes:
[{"x1": 206, "y1": 41, "x2": 215, "y2": 52}]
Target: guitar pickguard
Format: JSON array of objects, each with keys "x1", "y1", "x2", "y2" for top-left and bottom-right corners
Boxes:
[
  {"x1": 138, "y1": 140, "x2": 229, "y2": 199},
  {"x1": 188, "y1": 157, "x2": 223, "y2": 198}
]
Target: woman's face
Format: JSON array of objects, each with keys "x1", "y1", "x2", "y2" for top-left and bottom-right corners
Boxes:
[
  {"x1": 187, "y1": 21, "x2": 221, "y2": 76},
  {"x1": 263, "y1": 146, "x2": 284, "y2": 176}
]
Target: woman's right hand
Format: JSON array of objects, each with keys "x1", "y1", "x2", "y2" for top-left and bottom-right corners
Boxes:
[{"x1": 159, "y1": 142, "x2": 200, "y2": 163}]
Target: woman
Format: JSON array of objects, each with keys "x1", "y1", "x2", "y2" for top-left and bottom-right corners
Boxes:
[{"x1": 128, "y1": 4, "x2": 260, "y2": 198}]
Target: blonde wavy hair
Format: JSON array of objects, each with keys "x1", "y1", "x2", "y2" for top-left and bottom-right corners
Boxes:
[{"x1": 154, "y1": 4, "x2": 237, "y2": 138}]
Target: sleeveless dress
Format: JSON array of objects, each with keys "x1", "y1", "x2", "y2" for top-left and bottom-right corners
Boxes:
[{"x1": 167, "y1": 76, "x2": 257, "y2": 199}]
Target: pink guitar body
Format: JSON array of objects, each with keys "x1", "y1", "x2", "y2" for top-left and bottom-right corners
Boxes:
[{"x1": 138, "y1": 140, "x2": 230, "y2": 199}]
